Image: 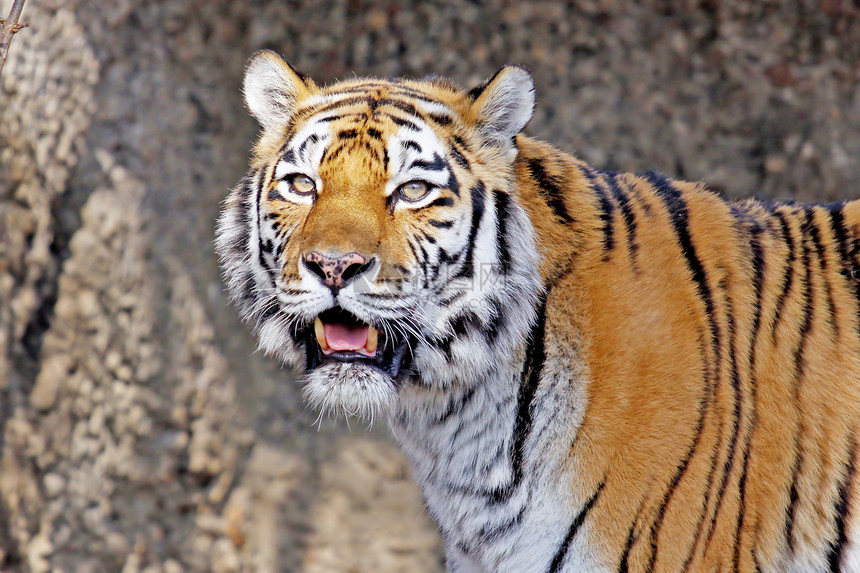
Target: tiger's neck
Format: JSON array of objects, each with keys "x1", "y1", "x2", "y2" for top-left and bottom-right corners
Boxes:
[{"x1": 393, "y1": 300, "x2": 591, "y2": 568}]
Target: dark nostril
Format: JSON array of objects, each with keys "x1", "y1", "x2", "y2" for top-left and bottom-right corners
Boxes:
[
  {"x1": 341, "y1": 260, "x2": 373, "y2": 284},
  {"x1": 303, "y1": 258, "x2": 327, "y2": 282}
]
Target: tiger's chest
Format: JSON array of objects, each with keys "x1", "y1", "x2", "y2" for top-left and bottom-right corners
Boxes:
[{"x1": 393, "y1": 350, "x2": 598, "y2": 572}]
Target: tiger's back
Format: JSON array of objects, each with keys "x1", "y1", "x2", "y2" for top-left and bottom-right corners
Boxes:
[{"x1": 217, "y1": 52, "x2": 860, "y2": 572}]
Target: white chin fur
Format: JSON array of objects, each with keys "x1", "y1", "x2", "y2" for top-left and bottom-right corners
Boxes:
[{"x1": 301, "y1": 361, "x2": 398, "y2": 420}]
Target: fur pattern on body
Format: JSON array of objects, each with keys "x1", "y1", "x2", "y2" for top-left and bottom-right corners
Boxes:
[{"x1": 216, "y1": 51, "x2": 860, "y2": 571}]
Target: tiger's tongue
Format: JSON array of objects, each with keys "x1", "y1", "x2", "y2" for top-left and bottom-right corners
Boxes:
[{"x1": 323, "y1": 323, "x2": 368, "y2": 352}]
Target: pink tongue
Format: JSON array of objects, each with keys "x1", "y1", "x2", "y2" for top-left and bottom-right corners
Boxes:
[{"x1": 324, "y1": 323, "x2": 369, "y2": 352}]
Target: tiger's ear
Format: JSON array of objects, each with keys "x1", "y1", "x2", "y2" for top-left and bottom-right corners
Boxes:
[
  {"x1": 468, "y1": 66, "x2": 535, "y2": 150},
  {"x1": 243, "y1": 50, "x2": 316, "y2": 130}
]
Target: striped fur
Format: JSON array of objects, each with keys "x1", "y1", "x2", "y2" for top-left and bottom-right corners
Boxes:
[{"x1": 216, "y1": 51, "x2": 860, "y2": 572}]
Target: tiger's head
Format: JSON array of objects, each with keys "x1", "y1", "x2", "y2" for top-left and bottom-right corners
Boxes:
[{"x1": 216, "y1": 51, "x2": 541, "y2": 418}]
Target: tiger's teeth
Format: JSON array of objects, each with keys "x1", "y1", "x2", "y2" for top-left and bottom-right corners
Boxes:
[
  {"x1": 314, "y1": 317, "x2": 329, "y2": 351},
  {"x1": 366, "y1": 326, "x2": 378, "y2": 354}
]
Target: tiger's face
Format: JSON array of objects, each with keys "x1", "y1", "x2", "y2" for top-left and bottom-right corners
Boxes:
[{"x1": 217, "y1": 51, "x2": 541, "y2": 418}]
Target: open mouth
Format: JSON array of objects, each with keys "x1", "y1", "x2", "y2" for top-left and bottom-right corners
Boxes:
[
  {"x1": 300, "y1": 307, "x2": 415, "y2": 378},
  {"x1": 314, "y1": 307, "x2": 379, "y2": 359}
]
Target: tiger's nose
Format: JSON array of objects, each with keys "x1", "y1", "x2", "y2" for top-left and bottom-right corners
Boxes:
[{"x1": 302, "y1": 251, "x2": 373, "y2": 290}]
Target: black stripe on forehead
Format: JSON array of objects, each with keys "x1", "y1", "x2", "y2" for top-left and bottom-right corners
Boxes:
[
  {"x1": 296, "y1": 133, "x2": 319, "y2": 159},
  {"x1": 299, "y1": 91, "x2": 449, "y2": 124},
  {"x1": 427, "y1": 112, "x2": 453, "y2": 126},
  {"x1": 277, "y1": 127, "x2": 329, "y2": 171},
  {"x1": 385, "y1": 114, "x2": 421, "y2": 131},
  {"x1": 401, "y1": 140, "x2": 422, "y2": 153},
  {"x1": 299, "y1": 95, "x2": 377, "y2": 117},
  {"x1": 409, "y1": 152, "x2": 448, "y2": 172}
]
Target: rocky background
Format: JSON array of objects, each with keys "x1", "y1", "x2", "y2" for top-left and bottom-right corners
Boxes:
[{"x1": 0, "y1": 0, "x2": 858, "y2": 571}]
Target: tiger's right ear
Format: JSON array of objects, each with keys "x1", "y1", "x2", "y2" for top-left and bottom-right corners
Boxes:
[
  {"x1": 467, "y1": 66, "x2": 535, "y2": 151},
  {"x1": 243, "y1": 51, "x2": 316, "y2": 131}
]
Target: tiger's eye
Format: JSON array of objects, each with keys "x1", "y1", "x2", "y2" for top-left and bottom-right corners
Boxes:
[
  {"x1": 399, "y1": 181, "x2": 430, "y2": 201},
  {"x1": 291, "y1": 175, "x2": 316, "y2": 195}
]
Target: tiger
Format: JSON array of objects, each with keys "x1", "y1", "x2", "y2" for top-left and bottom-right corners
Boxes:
[{"x1": 215, "y1": 50, "x2": 860, "y2": 572}]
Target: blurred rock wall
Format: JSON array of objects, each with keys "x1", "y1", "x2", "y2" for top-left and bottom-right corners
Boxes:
[{"x1": 0, "y1": 0, "x2": 858, "y2": 571}]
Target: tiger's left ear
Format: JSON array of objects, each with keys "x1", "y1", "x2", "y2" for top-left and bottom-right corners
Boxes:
[{"x1": 468, "y1": 66, "x2": 535, "y2": 150}]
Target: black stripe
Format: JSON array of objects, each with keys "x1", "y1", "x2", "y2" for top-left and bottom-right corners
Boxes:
[
  {"x1": 785, "y1": 210, "x2": 816, "y2": 552},
  {"x1": 445, "y1": 171, "x2": 461, "y2": 197},
  {"x1": 428, "y1": 219, "x2": 454, "y2": 229},
  {"x1": 827, "y1": 435, "x2": 857, "y2": 572},
  {"x1": 366, "y1": 127, "x2": 382, "y2": 140},
  {"x1": 548, "y1": 480, "x2": 606, "y2": 573},
  {"x1": 401, "y1": 140, "x2": 422, "y2": 154},
  {"x1": 702, "y1": 262, "x2": 746, "y2": 556},
  {"x1": 254, "y1": 169, "x2": 276, "y2": 289},
  {"x1": 482, "y1": 295, "x2": 548, "y2": 503},
  {"x1": 450, "y1": 142, "x2": 471, "y2": 171},
  {"x1": 733, "y1": 225, "x2": 766, "y2": 572},
  {"x1": 786, "y1": 439, "x2": 804, "y2": 553},
  {"x1": 477, "y1": 506, "x2": 526, "y2": 542},
  {"x1": 317, "y1": 83, "x2": 384, "y2": 95},
  {"x1": 451, "y1": 312, "x2": 481, "y2": 337},
  {"x1": 281, "y1": 147, "x2": 297, "y2": 165},
  {"x1": 386, "y1": 114, "x2": 421, "y2": 131},
  {"x1": 807, "y1": 208, "x2": 839, "y2": 336},
  {"x1": 494, "y1": 190, "x2": 512, "y2": 275},
  {"x1": 297, "y1": 133, "x2": 320, "y2": 158},
  {"x1": 426, "y1": 196, "x2": 454, "y2": 209},
  {"x1": 609, "y1": 173, "x2": 639, "y2": 269},
  {"x1": 303, "y1": 95, "x2": 377, "y2": 116},
  {"x1": 405, "y1": 237, "x2": 424, "y2": 279},
  {"x1": 453, "y1": 135, "x2": 471, "y2": 152},
  {"x1": 320, "y1": 143, "x2": 345, "y2": 165},
  {"x1": 642, "y1": 170, "x2": 722, "y2": 569},
  {"x1": 376, "y1": 98, "x2": 421, "y2": 117},
  {"x1": 387, "y1": 87, "x2": 445, "y2": 104},
  {"x1": 434, "y1": 386, "x2": 477, "y2": 425},
  {"x1": 770, "y1": 211, "x2": 797, "y2": 339},
  {"x1": 587, "y1": 169, "x2": 617, "y2": 256},
  {"x1": 427, "y1": 112, "x2": 453, "y2": 125},
  {"x1": 527, "y1": 157, "x2": 574, "y2": 224},
  {"x1": 485, "y1": 298, "x2": 507, "y2": 342},
  {"x1": 431, "y1": 334, "x2": 454, "y2": 360},
  {"x1": 828, "y1": 203, "x2": 860, "y2": 334},
  {"x1": 681, "y1": 418, "x2": 725, "y2": 572},
  {"x1": 457, "y1": 181, "x2": 486, "y2": 279},
  {"x1": 416, "y1": 239, "x2": 431, "y2": 288},
  {"x1": 267, "y1": 186, "x2": 285, "y2": 202},
  {"x1": 619, "y1": 497, "x2": 648, "y2": 573},
  {"x1": 410, "y1": 152, "x2": 448, "y2": 172},
  {"x1": 510, "y1": 295, "x2": 547, "y2": 476}
]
